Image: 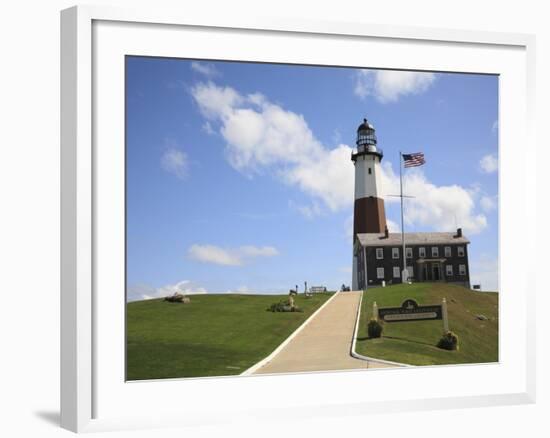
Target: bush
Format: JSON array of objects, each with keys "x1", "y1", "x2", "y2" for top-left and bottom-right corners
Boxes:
[
  {"x1": 437, "y1": 331, "x2": 459, "y2": 351},
  {"x1": 267, "y1": 300, "x2": 303, "y2": 312},
  {"x1": 164, "y1": 293, "x2": 190, "y2": 303},
  {"x1": 367, "y1": 318, "x2": 383, "y2": 338}
]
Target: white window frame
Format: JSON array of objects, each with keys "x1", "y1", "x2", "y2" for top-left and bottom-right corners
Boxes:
[
  {"x1": 445, "y1": 246, "x2": 452, "y2": 257},
  {"x1": 446, "y1": 265, "x2": 453, "y2": 276},
  {"x1": 431, "y1": 247, "x2": 439, "y2": 257},
  {"x1": 419, "y1": 247, "x2": 426, "y2": 258},
  {"x1": 393, "y1": 266, "x2": 400, "y2": 278},
  {"x1": 458, "y1": 246, "x2": 465, "y2": 257},
  {"x1": 406, "y1": 265, "x2": 414, "y2": 278},
  {"x1": 459, "y1": 264, "x2": 467, "y2": 275},
  {"x1": 392, "y1": 248, "x2": 399, "y2": 259},
  {"x1": 376, "y1": 248, "x2": 384, "y2": 259},
  {"x1": 406, "y1": 247, "x2": 413, "y2": 259},
  {"x1": 377, "y1": 267, "x2": 385, "y2": 279}
]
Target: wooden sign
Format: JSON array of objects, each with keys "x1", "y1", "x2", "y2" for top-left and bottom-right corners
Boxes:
[{"x1": 377, "y1": 299, "x2": 443, "y2": 323}]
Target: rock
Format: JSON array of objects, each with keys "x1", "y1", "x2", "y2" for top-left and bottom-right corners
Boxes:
[{"x1": 475, "y1": 314, "x2": 488, "y2": 320}]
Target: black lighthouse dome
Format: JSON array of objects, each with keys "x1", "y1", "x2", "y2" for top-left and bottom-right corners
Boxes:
[{"x1": 357, "y1": 118, "x2": 375, "y2": 133}]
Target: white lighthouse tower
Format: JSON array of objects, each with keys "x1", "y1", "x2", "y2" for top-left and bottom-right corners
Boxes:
[{"x1": 351, "y1": 118, "x2": 387, "y2": 290}]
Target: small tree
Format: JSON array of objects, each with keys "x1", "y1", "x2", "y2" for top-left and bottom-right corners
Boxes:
[
  {"x1": 437, "y1": 331, "x2": 459, "y2": 351},
  {"x1": 367, "y1": 318, "x2": 383, "y2": 338}
]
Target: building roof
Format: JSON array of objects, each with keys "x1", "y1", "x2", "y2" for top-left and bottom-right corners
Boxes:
[
  {"x1": 357, "y1": 118, "x2": 375, "y2": 131},
  {"x1": 356, "y1": 232, "x2": 470, "y2": 247}
]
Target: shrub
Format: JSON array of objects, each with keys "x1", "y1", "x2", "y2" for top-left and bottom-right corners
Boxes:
[
  {"x1": 267, "y1": 300, "x2": 303, "y2": 312},
  {"x1": 437, "y1": 331, "x2": 459, "y2": 351},
  {"x1": 164, "y1": 293, "x2": 189, "y2": 303},
  {"x1": 367, "y1": 318, "x2": 383, "y2": 338}
]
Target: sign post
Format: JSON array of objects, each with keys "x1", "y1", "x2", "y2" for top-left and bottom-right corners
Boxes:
[{"x1": 442, "y1": 298, "x2": 449, "y2": 332}]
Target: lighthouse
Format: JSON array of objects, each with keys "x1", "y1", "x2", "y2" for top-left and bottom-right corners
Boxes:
[
  {"x1": 351, "y1": 118, "x2": 387, "y2": 289},
  {"x1": 350, "y1": 119, "x2": 471, "y2": 290}
]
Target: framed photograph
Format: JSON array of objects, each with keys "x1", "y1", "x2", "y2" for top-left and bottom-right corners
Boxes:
[{"x1": 61, "y1": 5, "x2": 536, "y2": 433}]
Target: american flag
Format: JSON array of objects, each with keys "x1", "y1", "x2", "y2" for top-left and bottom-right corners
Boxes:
[{"x1": 402, "y1": 152, "x2": 425, "y2": 168}]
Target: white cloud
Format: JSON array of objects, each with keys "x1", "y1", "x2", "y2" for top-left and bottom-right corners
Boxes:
[
  {"x1": 239, "y1": 245, "x2": 279, "y2": 257},
  {"x1": 187, "y1": 244, "x2": 279, "y2": 266},
  {"x1": 492, "y1": 120, "x2": 498, "y2": 134},
  {"x1": 285, "y1": 144, "x2": 354, "y2": 211},
  {"x1": 127, "y1": 280, "x2": 207, "y2": 302},
  {"x1": 161, "y1": 148, "x2": 189, "y2": 179},
  {"x1": 289, "y1": 200, "x2": 323, "y2": 219},
  {"x1": 221, "y1": 102, "x2": 322, "y2": 171},
  {"x1": 380, "y1": 164, "x2": 487, "y2": 235},
  {"x1": 191, "y1": 81, "x2": 351, "y2": 210},
  {"x1": 190, "y1": 61, "x2": 220, "y2": 78},
  {"x1": 191, "y1": 81, "x2": 487, "y2": 235},
  {"x1": 202, "y1": 121, "x2": 215, "y2": 135},
  {"x1": 479, "y1": 154, "x2": 498, "y2": 173},
  {"x1": 191, "y1": 81, "x2": 244, "y2": 120},
  {"x1": 354, "y1": 70, "x2": 436, "y2": 103},
  {"x1": 386, "y1": 219, "x2": 400, "y2": 232},
  {"x1": 480, "y1": 195, "x2": 497, "y2": 212}
]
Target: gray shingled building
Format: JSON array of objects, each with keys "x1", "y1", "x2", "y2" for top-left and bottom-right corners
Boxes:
[{"x1": 354, "y1": 228, "x2": 471, "y2": 289}]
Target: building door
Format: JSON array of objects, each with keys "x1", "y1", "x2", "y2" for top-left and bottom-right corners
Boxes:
[{"x1": 432, "y1": 263, "x2": 441, "y2": 281}]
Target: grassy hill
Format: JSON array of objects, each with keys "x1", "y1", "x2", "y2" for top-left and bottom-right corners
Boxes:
[
  {"x1": 126, "y1": 292, "x2": 332, "y2": 380},
  {"x1": 355, "y1": 283, "x2": 498, "y2": 366}
]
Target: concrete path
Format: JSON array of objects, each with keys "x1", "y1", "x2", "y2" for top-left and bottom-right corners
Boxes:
[{"x1": 253, "y1": 291, "x2": 396, "y2": 374}]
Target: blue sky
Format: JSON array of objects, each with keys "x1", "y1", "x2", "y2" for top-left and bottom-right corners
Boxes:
[{"x1": 126, "y1": 57, "x2": 498, "y2": 300}]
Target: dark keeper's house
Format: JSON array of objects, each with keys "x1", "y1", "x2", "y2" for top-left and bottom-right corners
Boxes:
[{"x1": 354, "y1": 228, "x2": 471, "y2": 289}]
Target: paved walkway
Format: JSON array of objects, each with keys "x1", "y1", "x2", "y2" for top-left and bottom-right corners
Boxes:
[{"x1": 253, "y1": 291, "x2": 396, "y2": 374}]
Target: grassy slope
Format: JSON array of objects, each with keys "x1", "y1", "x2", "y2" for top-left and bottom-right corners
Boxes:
[
  {"x1": 355, "y1": 283, "x2": 498, "y2": 366},
  {"x1": 127, "y1": 293, "x2": 332, "y2": 380}
]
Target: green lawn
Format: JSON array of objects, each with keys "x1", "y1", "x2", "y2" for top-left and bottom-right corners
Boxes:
[
  {"x1": 126, "y1": 292, "x2": 332, "y2": 380},
  {"x1": 356, "y1": 283, "x2": 498, "y2": 366}
]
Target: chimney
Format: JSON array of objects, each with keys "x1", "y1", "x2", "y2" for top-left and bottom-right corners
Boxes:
[
  {"x1": 455, "y1": 228, "x2": 462, "y2": 238},
  {"x1": 384, "y1": 225, "x2": 389, "y2": 238}
]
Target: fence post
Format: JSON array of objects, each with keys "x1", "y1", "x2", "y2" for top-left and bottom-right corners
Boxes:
[{"x1": 442, "y1": 298, "x2": 449, "y2": 332}]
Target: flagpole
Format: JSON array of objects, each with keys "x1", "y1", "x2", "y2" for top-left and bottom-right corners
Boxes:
[{"x1": 400, "y1": 151, "x2": 406, "y2": 282}]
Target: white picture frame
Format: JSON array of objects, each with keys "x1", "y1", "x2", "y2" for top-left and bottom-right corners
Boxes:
[{"x1": 61, "y1": 5, "x2": 536, "y2": 433}]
